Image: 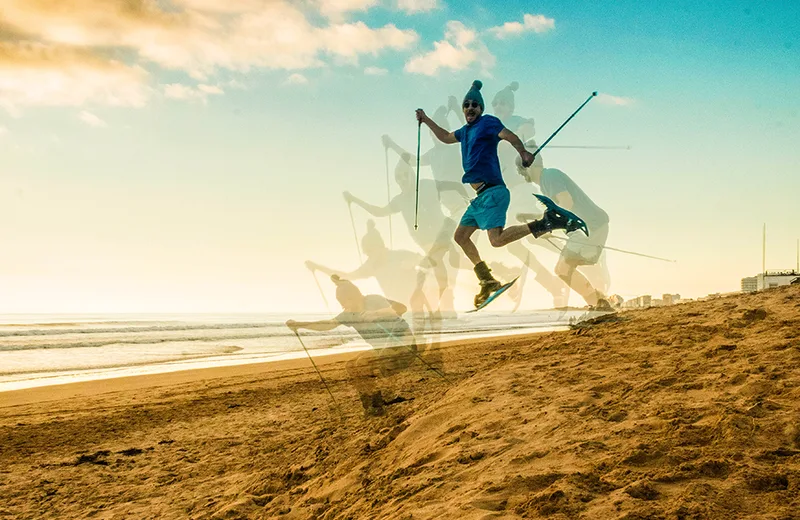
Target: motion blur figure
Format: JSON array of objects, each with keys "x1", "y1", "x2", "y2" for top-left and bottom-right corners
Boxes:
[
  {"x1": 344, "y1": 159, "x2": 461, "y2": 316},
  {"x1": 286, "y1": 275, "x2": 439, "y2": 417},
  {"x1": 516, "y1": 145, "x2": 612, "y2": 310}
]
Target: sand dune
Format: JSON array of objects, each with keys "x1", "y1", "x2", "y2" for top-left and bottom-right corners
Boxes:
[{"x1": 1, "y1": 285, "x2": 799, "y2": 519}]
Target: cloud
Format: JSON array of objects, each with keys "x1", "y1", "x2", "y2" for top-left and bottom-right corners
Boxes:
[
  {"x1": 404, "y1": 21, "x2": 495, "y2": 76},
  {"x1": 364, "y1": 66, "x2": 388, "y2": 75},
  {"x1": 283, "y1": 73, "x2": 309, "y2": 85},
  {"x1": 316, "y1": 0, "x2": 378, "y2": 20},
  {"x1": 163, "y1": 82, "x2": 224, "y2": 102},
  {"x1": 0, "y1": 42, "x2": 149, "y2": 114},
  {"x1": 0, "y1": 0, "x2": 418, "y2": 110},
  {"x1": 396, "y1": 0, "x2": 438, "y2": 14},
  {"x1": 488, "y1": 13, "x2": 555, "y2": 39},
  {"x1": 79, "y1": 110, "x2": 107, "y2": 127},
  {"x1": 596, "y1": 93, "x2": 635, "y2": 106},
  {"x1": 0, "y1": 125, "x2": 7, "y2": 136}
]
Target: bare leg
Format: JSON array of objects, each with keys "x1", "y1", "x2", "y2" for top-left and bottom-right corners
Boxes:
[
  {"x1": 555, "y1": 257, "x2": 603, "y2": 306},
  {"x1": 454, "y1": 225, "x2": 482, "y2": 265},
  {"x1": 486, "y1": 224, "x2": 532, "y2": 248}
]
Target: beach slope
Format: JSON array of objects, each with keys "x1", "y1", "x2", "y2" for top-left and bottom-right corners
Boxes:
[{"x1": 2, "y1": 285, "x2": 799, "y2": 519}]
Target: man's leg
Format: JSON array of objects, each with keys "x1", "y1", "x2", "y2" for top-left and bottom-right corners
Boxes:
[
  {"x1": 454, "y1": 225, "x2": 502, "y2": 307},
  {"x1": 554, "y1": 256, "x2": 605, "y2": 307},
  {"x1": 507, "y1": 242, "x2": 569, "y2": 306}
]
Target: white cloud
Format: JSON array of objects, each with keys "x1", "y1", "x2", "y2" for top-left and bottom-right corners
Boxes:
[
  {"x1": 0, "y1": 42, "x2": 149, "y2": 114},
  {"x1": 404, "y1": 21, "x2": 495, "y2": 76},
  {"x1": 364, "y1": 66, "x2": 388, "y2": 75},
  {"x1": 79, "y1": 111, "x2": 107, "y2": 127},
  {"x1": 284, "y1": 73, "x2": 309, "y2": 85},
  {"x1": 317, "y1": 0, "x2": 378, "y2": 20},
  {"x1": 396, "y1": 0, "x2": 437, "y2": 14},
  {"x1": 0, "y1": 0, "x2": 418, "y2": 110},
  {"x1": 198, "y1": 84, "x2": 224, "y2": 95},
  {"x1": 596, "y1": 93, "x2": 635, "y2": 106},
  {"x1": 488, "y1": 13, "x2": 555, "y2": 39},
  {"x1": 163, "y1": 82, "x2": 224, "y2": 102}
]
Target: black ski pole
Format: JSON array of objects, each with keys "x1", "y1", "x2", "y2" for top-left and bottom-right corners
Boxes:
[
  {"x1": 532, "y1": 92, "x2": 598, "y2": 159},
  {"x1": 414, "y1": 115, "x2": 421, "y2": 230},
  {"x1": 292, "y1": 330, "x2": 343, "y2": 417}
]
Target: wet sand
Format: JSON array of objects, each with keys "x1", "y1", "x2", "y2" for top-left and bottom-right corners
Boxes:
[{"x1": 1, "y1": 285, "x2": 799, "y2": 519}]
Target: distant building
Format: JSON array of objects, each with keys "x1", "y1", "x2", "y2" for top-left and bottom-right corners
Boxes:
[
  {"x1": 638, "y1": 295, "x2": 652, "y2": 307},
  {"x1": 741, "y1": 271, "x2": 800, "y2": 292},
  {"x1": 662, "y1": 293, "x2": 681, "y2": 305},
  {"x1": 608, "y1": 294, "x2": 624, "y2": 308},
  {"x1": 741, "y1": 277, "x2": 758, "y2": 293}
]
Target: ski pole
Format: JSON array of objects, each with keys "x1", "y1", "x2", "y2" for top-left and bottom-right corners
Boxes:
[
  {"x1": 375, "y1": 323, "x2": 452, "y2": 384},
  {"x1": 292, "y1": 330, "x2": 343, "y2": 417},
  {"x1": 310, "y1": 268, "x2": 331, "y2": 310},
  {"x1": 384, "y1": 146, "x2": 393, "y2": 248},
  {"x1": 347, "y1": 202, "x2": 363, "y2": 263},
  {"x1": 414, "y1": 115, "x2": 421, "y2": 230},
  {"x1": 544, "y1": 144, "x2": 631, "y2": 150},
  {"x1": 532, "y1": 92, "x2": 598, "y2": 159},
  {"x1": 546, "y1": 235, "x2": 676, "y2": 263}
]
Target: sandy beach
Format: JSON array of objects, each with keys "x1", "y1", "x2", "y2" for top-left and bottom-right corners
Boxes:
[{"x1": 1, "y1": 285, "x2": 799, "y2": 519}]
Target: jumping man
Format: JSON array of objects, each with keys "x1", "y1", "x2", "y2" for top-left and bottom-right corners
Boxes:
[{"x1": 415, "y1": 80, "x2": 586, "y2": 308}]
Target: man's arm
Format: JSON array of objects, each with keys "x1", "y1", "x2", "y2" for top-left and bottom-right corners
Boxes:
[
  {"x1": 286, "y1": 319, "x2": 340, "y2": 332},
  {"x1": 343, "y1": 191, "x2": 400, "y2": 217},
  {"x1": 382, "y1": 135, "x2": 431, "y2": 166},
  {"x1": 499, "y1": 128, "x2": 534, "y2": 167},
  {"x1": 416, "y1": 109, "x2": 457, "y2": 144},
  {"x1": 306, "y1": 259, "x2": 373, "y2": 280}
]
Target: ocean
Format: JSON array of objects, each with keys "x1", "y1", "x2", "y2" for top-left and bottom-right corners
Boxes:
[{"x1": 0, "y1": 310, "x2": 587, "y2": 392}]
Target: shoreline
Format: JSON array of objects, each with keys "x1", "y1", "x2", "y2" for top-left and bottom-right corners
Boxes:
[
  {"x1": 0, "y1": 324, "x2": 568, "y2": 397},
  {"x1": 0, "y1": 328, "x2": 563, "y2": 408}
]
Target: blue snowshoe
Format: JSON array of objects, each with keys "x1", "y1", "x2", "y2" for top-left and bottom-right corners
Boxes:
[{"x1": 534, "y1": 194, "x2": 589, "y2": 237}]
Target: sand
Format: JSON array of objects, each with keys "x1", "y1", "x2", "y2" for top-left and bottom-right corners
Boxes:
[{"x1": 1, "y1": 285, "x2": 799, "y2": 519}]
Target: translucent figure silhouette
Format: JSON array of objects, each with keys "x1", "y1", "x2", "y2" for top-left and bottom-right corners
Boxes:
[
  {"x1": 516, "y1": 146, "x2": 612, "y2": 309},
  {"x1": 382, "y1": 103, "x2": 469, "y2": 219},
  {"x1": 286, "y1": 275, "x2": 426, "y2": 417},
  {"x1": 306, "y1": 219, "x2": 430, "y2": 328},
  {"x1": 416, "y1": 80, "x2": 582, "y2": 308},
  {"x1": 344, "y1": 159, "x2": 461, "y2": 315}
]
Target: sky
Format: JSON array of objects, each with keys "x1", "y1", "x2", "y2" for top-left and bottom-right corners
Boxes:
[{"x1": 0, "y1": 0, "x2": 798, "y2": 313}]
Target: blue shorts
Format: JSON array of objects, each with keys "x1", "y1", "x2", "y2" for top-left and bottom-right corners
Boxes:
[{"x1": 459, "y1": 185, "x2": 510, "y2": 230}]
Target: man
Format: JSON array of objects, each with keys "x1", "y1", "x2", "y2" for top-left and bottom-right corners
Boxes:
[
  {"x1": 382, "y1": 102, "x2": 469, "y2": 218},
  {"x1": 306, "y1": 219, "x2": 430, "y2": 330},
  {"x1": 416, "y1": 80, "x2": 586, "y2": 308},
  {"x1": 344, "y1": 160, "x2": 460, "y2": 316},
  {"x1": 515, "y1": 146, "x2": 612, "y2": 311},
  {"x1": 286, "y1": 275, "x2": 421, "y2": 417}
]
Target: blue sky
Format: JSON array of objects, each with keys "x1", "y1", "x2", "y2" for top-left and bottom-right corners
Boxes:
[{"x1": 0, "y1": 0, "x2": 798, "y2": 312}]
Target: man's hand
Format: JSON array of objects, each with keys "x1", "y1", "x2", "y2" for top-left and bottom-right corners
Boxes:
[
  {"x1": 381, "y1": 134, "x2": 392, "y2": 148},
  {"x1": 415, "y1": 108, "x2": 428, "y2": 126},
  {"x1": 520, "y1": 150, "x2": 535, "y2": 168},
  {"x1": 447, "y1": 95, "x2": 460, "y2": 113},
  {"x1": 285, "y1": 319, "x2": 298, "y2": 331}
]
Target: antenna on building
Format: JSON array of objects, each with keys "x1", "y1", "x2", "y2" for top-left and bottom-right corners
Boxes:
[{"x1": 762, "y1": 223, "x2": 766, "y2": 275}]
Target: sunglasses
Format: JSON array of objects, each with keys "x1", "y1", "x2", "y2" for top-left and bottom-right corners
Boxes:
[{"x1": 462, "y1": 101, "x2": 481, "y2": 109}]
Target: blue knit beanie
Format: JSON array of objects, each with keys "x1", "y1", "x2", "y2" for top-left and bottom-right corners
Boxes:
[{"x1": 463, "y1": 80, "x2": 484, "y2": 110}]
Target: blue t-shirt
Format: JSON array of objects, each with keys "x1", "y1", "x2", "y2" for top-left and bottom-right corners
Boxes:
[{"x1": 453, "y1": 114, "x2": 505, "y2": 186}]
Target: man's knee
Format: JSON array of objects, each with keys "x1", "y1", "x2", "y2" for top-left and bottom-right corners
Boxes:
[
  {"x1": 488, "y1": 231, "x2": 505, "y2": 248},
  {"x1": 555, "y1": 258, "x2": 575, "y2": 278},
  {"x1": 454, "y1": 229, "x2": 471, "y2": 246}
]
